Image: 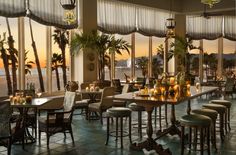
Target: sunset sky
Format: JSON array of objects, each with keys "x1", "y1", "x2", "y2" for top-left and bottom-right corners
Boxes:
[{"x1": 0, "y1": 17, "x2": 235, "y2": 68}]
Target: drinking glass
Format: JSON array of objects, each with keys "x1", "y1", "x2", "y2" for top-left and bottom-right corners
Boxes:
[{"x1": 35, "y1": 88, "x2": 42, "y2": 98}]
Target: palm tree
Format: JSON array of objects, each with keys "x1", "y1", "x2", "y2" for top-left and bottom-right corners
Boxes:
[
  {"x1": 51, "y1": 53, "x2": 63, "y2": 90},
  {"x1": 6, "y1": 18, "x2": 17, "y2": 94},
  {"x1": 52, "y1": 28, "x2": 69, "y2": 87},
  {"x1": 71, "y1": 31, "x2": 130, "y2": 82},
  {"x1": 136, "y1": 56, "x2": 148, "y2": 78},
  {"x1": 29, "y1": 19, "x2": 45, "y2": 92},
  {"x1": 0, "y1": 33, "x2": 12, "y2": 95}
]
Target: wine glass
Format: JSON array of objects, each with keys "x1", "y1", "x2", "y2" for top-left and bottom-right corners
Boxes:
[{"x1": 35, "y1": 88, "x2": 42, "y2": 98}]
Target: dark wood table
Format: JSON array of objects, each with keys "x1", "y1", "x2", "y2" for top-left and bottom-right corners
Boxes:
[
  {"x1": 10, "y1": 97, "x2": 52, "y2": 143},
  {"x1": 110, "y1": 86, "x2": 218, "y2": 155}
]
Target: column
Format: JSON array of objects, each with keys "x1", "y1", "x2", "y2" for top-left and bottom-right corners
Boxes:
[
  {"x1": 217, "y1": 37, "x2": 223, "y2": 77},
  {"x1": 46, "y1": 26, "x2": 52, "y2": 93},
  {"x1": 131, "y1": 33, "x2": 135, "y2": 79},
  {"x1": 148, "y1": 36, "x2": 152, "y2": 78},
  {"x1": 18, "y1": 17, "x2": 25, "y2": 90},
  {"x1": 199, "y1": 40, "x2": 203, "y2": 83},
  {"x1": 73, "y1": 0, "x2": 98, "y2": 84}
]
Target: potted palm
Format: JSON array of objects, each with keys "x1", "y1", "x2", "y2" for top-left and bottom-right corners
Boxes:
[{"x1": 71, "y1": 30, "x2": 130, "y2": 84}]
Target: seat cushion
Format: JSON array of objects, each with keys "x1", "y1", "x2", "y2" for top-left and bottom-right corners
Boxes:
[
  {"x1": 180, "y1": 114, "x2": 211, "y2": 127},
  {"x1": 107, "y1": 107, "x2": 131, "y2": 117},
  {"x1": 128, "y1": 103, "x2": 145, "y2": 111},
  {"x1": 202, "y1": 103, "x2": 226, "y2": 114},
  {"x1": 191, "y1": 109, "x2": 218, "y2": 121},
  {"x1": 38, "y1": 113, "x2": 71, "y2": 124},
  {"x1": 88, "y1": 102, "x2": 101, "y2": 110},
  {"x1": 210, "y1": 100, "x2": 232, "y2": 108}
]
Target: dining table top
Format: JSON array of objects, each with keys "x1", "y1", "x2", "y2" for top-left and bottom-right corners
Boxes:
[
  {"x1": 109, "y1": 86, "x2": 218, "y2": 106},
  {"x1": 10, "y1": 97, "x2": 52, "y2": 108}
]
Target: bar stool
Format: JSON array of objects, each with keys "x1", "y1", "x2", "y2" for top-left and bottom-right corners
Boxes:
[
  {"x1": 180, "y1": 114, "x2": 211, "y2": 155},
  {"x1": 128, "y1": 103, "x2": 145, "y2": 138},
  {"x1": 105, "y1": 107, "x2": 132, "y2": 148},
  {"x1": 209, "y1": 100, "x2": 232, "y2": 132},
  {"x1": 191, "y1": 109, "x2": 218, "y2": 150},
  {"x1": 202, "y1": 103, "x2": 227, "y2": 141}
]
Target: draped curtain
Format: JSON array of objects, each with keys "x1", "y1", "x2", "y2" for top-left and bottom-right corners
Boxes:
[
  {"x1": 224, "y1": 16, "x2": 236, "y2": 41},
  {"x1": 97, "y1": 0, "x2": 136, "y2": 34},
  {"x1": 0, "y1": 0, "x2": 78, "y2": 29},
  {"x1": 137, "y1": 7, "x2": 170, "y2": 37},
  {"x1": 186, "y1": 16, "x2": 223, "y2": 40},
  {"x1": 0, "y1": 0, "x2": 26, "y2": 17}
]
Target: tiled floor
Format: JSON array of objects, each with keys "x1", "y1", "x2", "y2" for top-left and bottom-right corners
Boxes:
[{"x1": 1, "y1": 95, "x2": 236, "y2": 155}]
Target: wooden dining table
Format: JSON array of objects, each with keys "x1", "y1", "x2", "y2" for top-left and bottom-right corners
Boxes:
[
  {"x1": 77, "y1": 89, "x2": 102, "y2": 103},
  {"x1": 109, "y1": 86, "x2": 218, "y2": 155}
]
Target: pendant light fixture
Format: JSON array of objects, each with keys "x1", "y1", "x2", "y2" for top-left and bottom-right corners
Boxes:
[
  {"x1": 60, "y1": 0, "x2": 77, "y2": 24},
  {"x1": 201, "y1": 0, "x2": 221, "y2": 8},
  {"x1": 165, "y1": 0, "x2": 176, "y2": 38}
]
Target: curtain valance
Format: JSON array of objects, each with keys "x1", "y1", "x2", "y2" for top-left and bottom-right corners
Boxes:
[
  {"x1": 137, "y1": 7, "x2": 170, "y2": 37},
  {"x1": 0, "y1": 0, "x2": 78, "y2": 29},
  {"x1": 224, "y1": 16, "x2": 236, "y2": 41},
  {"x1": 186, "y1": 16, "x2": 223, "y2": 40},
  {"x1": 97, "y1": 0, "x2": 136, "y2": 35},
  {"x1": 0, "y1": 0, "x2": 26, "y2": 17}
]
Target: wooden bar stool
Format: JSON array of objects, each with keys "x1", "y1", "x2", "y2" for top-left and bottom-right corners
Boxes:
[
  {"x1": 191, "y1": 109, "x2": 218, "y2": 150},
  {"x1": 202, "y1": 103, "x2": 227, "y2": 141},
  {"x1": 180, "y1": 114, "x2": 211, "y2": 155},
  {"x1": 128, "y1": 103, "x2": 145, "y2": 138},
  {"x1": 105, "y1": 107, "x2": 132, "y2": 148},
  {"x1": 210, "y1": 100, "x2": 232, "y2": 132}
]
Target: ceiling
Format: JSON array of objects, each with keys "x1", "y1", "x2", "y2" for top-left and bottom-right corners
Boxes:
[{"x1": 119, "y1": 0, "x2": 236, "y2": 16}]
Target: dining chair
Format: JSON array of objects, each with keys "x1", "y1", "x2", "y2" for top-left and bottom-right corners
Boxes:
[
  {"x1": 0, "y1": 101, "x2": 12, "y2": 155},
  {"x1": 224, "y1": 78, "x2": 235, "y2": 98},
  {"x1": 88, "y1": 87, "x2": 115, "y2": 124},
  {"x1": 113, "y1": 84, "x2": 131, "y2": 107},
  {"x1": 38, "y1": 91, "x2": 76, "y2": 147},
  {"x1": 112, "y1": 79, "x2": 123, "y2": 93}
]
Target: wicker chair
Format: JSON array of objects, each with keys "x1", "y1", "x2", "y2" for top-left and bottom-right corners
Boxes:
[
  {"x1": 88, "y1": 87, "x2": 115, "y2": 124},
  {"x1": 38, "y1": 91, "x2": 76, "y2": 147},
  {"x1": 224, "y1": 78, "x2": 235, "y2": 98},
  {"x1": 112, "y1": 79, "x2": 123, "y2": 94}
]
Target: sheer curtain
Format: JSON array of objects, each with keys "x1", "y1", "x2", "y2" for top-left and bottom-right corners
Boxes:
[
  {"x1": 224, "y1": 16, "x2": 236, "y2": 41},
  {"x1": 186, "y1": 16, "x2": 223, "y2": 40},
  {"x1": 137, "y1": 7, "x2": 170, "y2": 37},
  {"x1": 97, "y1": 0, "x2": 136, "y2": 34},
  {"x1": 28, "y1": 0, "x2": 78, "y2": 29},
  {"x1": 0, "y1": 0, "x2": 26, "y2": 17}
]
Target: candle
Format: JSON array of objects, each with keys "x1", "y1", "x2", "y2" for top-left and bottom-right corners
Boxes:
[
  {"x1": 170, "y1": 77, "x2": 175, "y2": 85},
  {"x1": 86, "y1": 87, "x2": 89, "y2": 91}
]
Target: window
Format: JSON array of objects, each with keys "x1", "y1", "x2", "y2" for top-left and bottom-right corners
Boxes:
[
  {"x1": 189, "y1": 40, "x2": 200, "y2": 77},
  {"x1": 51, "y1": 27, "x2": 70, "y2": 92},
  {"x1": 152, "y1": 37, "x2": 165, "y2": 78},
  {"x1": 0, "y1": 17, "x2": 18, "y2": 96},
  {"x1": 24, "y1": 18, "x2": 47, "y2": 93},
  {"x1": 135, "y1": 33, "x2": 149, "y2": 78},
  {"x1": 113, "y1": 34, "x2": 131, "y2": 81},
  {"x1": 223, "y1": 39, "x2": 236, "y2": 76}
]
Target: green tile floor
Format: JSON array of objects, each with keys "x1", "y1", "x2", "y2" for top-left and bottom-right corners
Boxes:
[{"x1": 1, "y1": 95, "x2": 236, "y2": 155}]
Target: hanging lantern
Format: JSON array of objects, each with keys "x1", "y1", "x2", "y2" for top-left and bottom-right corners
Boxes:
[
  {"x1": 201, "y1": 0, "x2": 221, "y2": 8},
  {"x1": 165, "y1": 18, "x2": 176, "y2": 38},
  {"x1": 60, "y1": 0, "x2": 76, "y2": 24}
]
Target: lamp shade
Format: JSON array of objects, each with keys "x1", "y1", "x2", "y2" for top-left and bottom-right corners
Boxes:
[{"x1": 165, "y1": 18, "x2": 176, "y2": 29}]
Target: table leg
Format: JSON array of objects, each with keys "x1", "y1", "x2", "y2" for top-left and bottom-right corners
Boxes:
[
  {"x1": 187, "y1": 100, "x2": 191, "y2": 115},
  {"x1": 156, "y1": 104, "x2": 181, "y2": 139},
  {"x1": 130, "y1": 106, "x2": 171, "y2": 155}
]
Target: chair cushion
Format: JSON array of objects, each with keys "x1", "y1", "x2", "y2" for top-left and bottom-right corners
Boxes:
[
  {"x1": 88, "y1": 102, "x2": 101, "y2": 110},
  {"x1": 210, "y1": 100, "x2": 232, "y2": 108},
  {"x1": 107, "y1": 107, "x2": 131, "y2": 117},
  {"x1": 202, "y1": 104, "x2": 226, "y2": 114},
  {"x1": 191, "y1": 109, "x2": 218, "y2": 121},
  {"x1": 180, "y1": 114, "x2": 211, "y2": 127},
  {"x1": 128, "y1": 103, "x2": 145, "y2": 111}
]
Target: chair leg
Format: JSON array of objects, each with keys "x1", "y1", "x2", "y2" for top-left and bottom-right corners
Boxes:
[
  {"x1": 39, "y1": 131, "x2": 41, "y2": 145},
  {"x1": 100, "y1": 111, "x2": 103, "y2": 125},
  {"x1": 165, "y1": 104, "x2": 168, "y2": 126},
  {"x1": 8, "y1": 137, "x2": 11, "y2": 155},
  {"x1": 129, "y1": 115, "x2": 132, "y2": 144},
  {"x1": 116, "y1": 117, "x2": 118, "y2": 141},
  {"x1": 69, "y1": 127, "x2": 75, "y2": 145},
  {"x1": 181, "y1": 126, "x2": 185, "y2": 155},
  {"x1": 105, "y1": 117, "x2": 110, "y2": 145},
  {"x1": 207, "y1": 127, "x2": 211, "y2": 155},
  {"x1": 47, "y1": 133, "x2": 50, "y2": 148},
  {"x1": 159, "y1": 106, "x2": 162, "y2": 131},
  {"x1": 220, "y1": 114, "x2": 224, "y2": 141},
  {"x1": 225, "y1": 113, "x2": 228, "y2": 133},
  {"x1": 120, "y1": 117, "x2": 123, "y2": 149},
  {"x1": 138, "y1": 111, "x2": 142, "y2": 138},
  {"x1": 188, "y1": 127, "x2": 192, "y2": 151},
  {"x1": 200, "y1": 128, "x2": 204, "y2": 155},
  {"x1": 228, "y1": 108, "x2": 231, "y2": 130}
]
